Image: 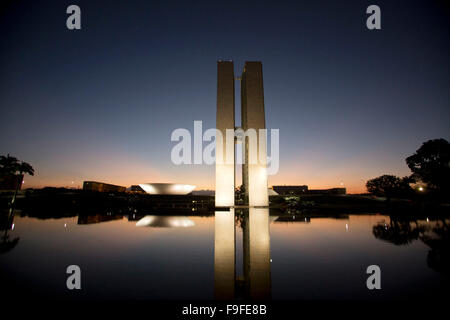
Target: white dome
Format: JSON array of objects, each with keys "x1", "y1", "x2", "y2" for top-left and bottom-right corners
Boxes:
[
  {"x1": 136, "y1": 216, "x2": 195, "y2": 228},
  {"x1": 138, "y1": 183, "x2": 195, "y2": 195}
]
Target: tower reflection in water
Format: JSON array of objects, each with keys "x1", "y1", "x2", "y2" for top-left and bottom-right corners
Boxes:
[{"x1": 214, "y1": 208, "x2": 271, "y2": 299}]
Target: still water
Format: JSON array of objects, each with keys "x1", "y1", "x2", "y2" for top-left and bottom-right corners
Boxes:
[{"x1": 0, "y1": 210, "x2": 448, "y2": 300}]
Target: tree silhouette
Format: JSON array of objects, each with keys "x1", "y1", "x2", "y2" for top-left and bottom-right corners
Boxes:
[
  {"x1": 406, "y1": 139, "x2": 450, "y2": 197},
  {"x1": 0, "y1": 154, "x2": 35, "y2": 206},
  {"x1": 0, "y1": 154, "x2": 34, "y2": 176},
  {"x1": 373, "y1": 218, "x2": 449, "y2": 274},
  {"x1": 0, "y1": 210, "x2": 19, "y2": 254},
  {"x1": 366, "y1": 175, "x2": 412, "y2": 200},
  {"x1": 420, "y1": 220, "x2": 450, "y2": 274},
  {"x1": 373, "y1": 219, "x2": 423, "y2": 245},
  {"x1": 0, "y1": 233, "x2": 19, "y2": 255}
]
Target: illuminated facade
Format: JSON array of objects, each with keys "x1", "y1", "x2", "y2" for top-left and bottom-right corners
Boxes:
[
  {"x1": 215, "y1": 61, "x2": 269, "y2": 207},
  {"x1": 241, "y1": 62, "x2": 269, "y2": 207},
  {"x1": 215, "y1": 61, "x2": 236, "y2": 207}
]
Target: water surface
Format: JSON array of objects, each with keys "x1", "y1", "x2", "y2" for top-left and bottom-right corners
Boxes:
[{"x1": 0, "y1": 212, "x2": 448, "y2": 300}]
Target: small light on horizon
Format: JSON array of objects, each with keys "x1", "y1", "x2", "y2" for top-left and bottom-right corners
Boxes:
[
  {"x1": 418, "y1": 187, "x2": 424, "y2": 191},
  {"x1": 64, "y1": 223, "x2": 67, "y2": 228}
]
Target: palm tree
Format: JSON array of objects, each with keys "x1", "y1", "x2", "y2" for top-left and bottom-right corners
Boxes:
[{"x1": 0, "y1": 154, "x2": 34, "y2": 207}]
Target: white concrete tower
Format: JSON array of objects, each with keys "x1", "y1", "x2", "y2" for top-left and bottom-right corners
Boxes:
[
  {"x1": 215, "y1": 61, "x2": 235, "y2": 207},
  {"x1": 241, "y1": 62, "x2": 269, "y2": 207},
  {"x1": 215, "y1": 61, "x2": 269, "y2": 207}
]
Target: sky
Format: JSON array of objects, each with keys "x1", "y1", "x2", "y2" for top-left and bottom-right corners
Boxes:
[{"x1": 0, "y1": 0, "x2": 449, "y2": 193}]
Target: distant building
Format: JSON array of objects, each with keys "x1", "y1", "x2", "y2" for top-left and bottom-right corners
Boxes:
[
  {"x1": 272, "y1": 185, "x2": 308, "y2": 195},
  {"x1": 77, "y1": 214, "x2": 123, "y2": 225},
  {"x1": 83, "y1": 181, "x2": 126, "y2": 193},
  {"x1": 308, "y1": 188, "x2": 346, "y2": 195},
  {"x1": 272, "y1": 185, "x2": 346, "y2": 195},
  {"x1": 191, "y1": 190, "x2": 215, "y2": 196},
  {"x1": 127, "y1": 185, "x2": 146, "y2": 193}
]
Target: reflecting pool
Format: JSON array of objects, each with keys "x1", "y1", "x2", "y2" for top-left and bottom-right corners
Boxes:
[{"x1": 0, "y1": 210, "x2": 448, "y2": 300}]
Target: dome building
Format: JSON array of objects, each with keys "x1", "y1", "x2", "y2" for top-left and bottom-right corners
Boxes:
[{"x1": 138, "y1": 183, "x2": 195, "y2": 195}]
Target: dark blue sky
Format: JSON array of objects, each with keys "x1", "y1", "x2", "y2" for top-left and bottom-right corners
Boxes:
[{"x1": 1, "y1": 0, "x2": 449, "y2": 192}]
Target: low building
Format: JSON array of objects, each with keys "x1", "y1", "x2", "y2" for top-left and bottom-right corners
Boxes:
[
  {"x1": 308, "y1": 188, "x2": 346, "y2": 195},
  {"x1": 77, "y1": 214, "x2": 123, "y2": 225},
  {"x1": 127, "y1": 185, "x2": 146, "y2": 193},
  {"x1": 272, "y1": 185, "x2": 346, "y2": 195},
  {"x1": 83, "y1": 181, "x2": 126, "y2": 193},
  {"x1": 191, "y1": 190, "x2": 215, "y2": 196},
  {"x1": 272, "y1": 185, "x2": 308, "y2": 195}
]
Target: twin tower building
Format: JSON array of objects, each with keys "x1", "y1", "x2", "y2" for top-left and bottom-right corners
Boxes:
[{"x1": 215, "y1": 61, "x2": 269, "y2": 208}]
